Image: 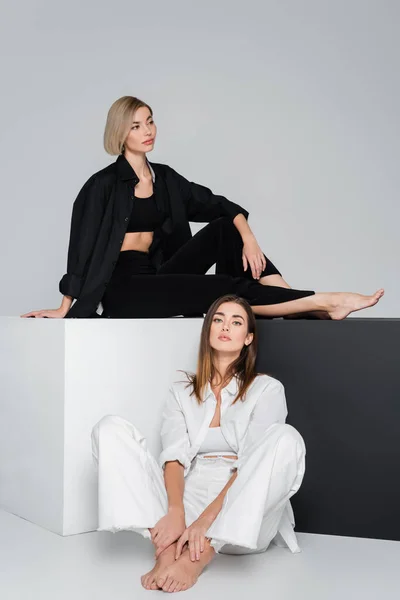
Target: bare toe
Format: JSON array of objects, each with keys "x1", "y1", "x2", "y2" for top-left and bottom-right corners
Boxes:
[
  {"x1": 162, "y1": 575, "x2": 174, "y2": 592},
  {"x1": 142, "y1": 545, "x2": 176, "y2": 591},
  {"x1": 167, "y1": 578, "x2": 178, "y2": 593},
  {"x1": 157, "y1": 575, "x2": 168, "y2": 589},
  {"x1": 141, "y1": 570, "x2": 159, "y2": 590},
  {"x1": 150, "y1": 581, "x2": 159, "y2": 590}
]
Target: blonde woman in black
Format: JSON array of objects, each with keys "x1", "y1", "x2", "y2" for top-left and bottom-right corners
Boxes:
[{"x1": 22, "y1": 96, "x2": 384, "y2": 320}]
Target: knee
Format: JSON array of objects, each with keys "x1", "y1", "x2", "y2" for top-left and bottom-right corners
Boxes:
[
  {"x1": 91, "y1": 414, "x2": 147, "y2": 453},
  {"x1": 273, "y1": 424, "x2": 306, "y2": 460},
  {"x1": 91, "y1": 414, "x2": 128, "y2": 445}
]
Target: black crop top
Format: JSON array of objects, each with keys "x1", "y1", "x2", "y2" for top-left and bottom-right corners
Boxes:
[{"x1": 126, "y1": 194, "x2": 164, "y2": 233}]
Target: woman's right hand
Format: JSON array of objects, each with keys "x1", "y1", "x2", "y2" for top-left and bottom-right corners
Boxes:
[
  {"x1": 152, "y1": 507, "x2": 186, "y2": 558},
  {"x1": 20, "y1": 307, "x2": 68, "y2": 319}
]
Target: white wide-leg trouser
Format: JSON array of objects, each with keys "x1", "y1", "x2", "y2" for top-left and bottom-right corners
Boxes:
[{"x1": 91, "y1": 415, "x2": 306, "y2": 555}]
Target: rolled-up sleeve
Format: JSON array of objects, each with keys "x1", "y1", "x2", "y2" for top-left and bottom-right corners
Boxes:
[
  {"x1": 59, "y1": 175, "x2": 105, "y2": 299},
  {"x1": 234, "y1": 379, "x2": 288, "y2": 470},
  {"x1": 170, "y1": 167, "x2": 249, "y2": 223},
  {"x1": 159, "y1": 386, "x2": 192, "y2": 474}
]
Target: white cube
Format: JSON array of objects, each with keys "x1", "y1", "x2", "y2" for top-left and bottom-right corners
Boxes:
[{"x1": 0, "y1": 317, "x2": 202, "y2": 536}]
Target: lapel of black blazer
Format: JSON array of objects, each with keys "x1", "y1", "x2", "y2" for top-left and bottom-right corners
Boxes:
[{"x1": 151, "y1": 163, "x2": 173, "y2": 236}]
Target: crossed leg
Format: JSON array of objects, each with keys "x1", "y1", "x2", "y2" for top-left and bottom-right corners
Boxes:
[
  {"x1": 141, "y1": 542, "x2": 177, "y2": 591},
  {"x1": 259, "y1": 274, "x2": 331, "y2": 319},
  {"x1": 155, "y1": 543, "x2": 215, "y2": 593}
]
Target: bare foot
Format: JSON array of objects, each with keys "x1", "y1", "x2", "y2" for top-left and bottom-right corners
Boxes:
[
  {"x1": 324, "y1": 289, "x2": 384, "y2": 320},
  {"x1": 156, "y1": 544, "x2": 215, "y2": 593},
  {"x1": 141, "y1": 543, "x2": 177, "y2": 591}
]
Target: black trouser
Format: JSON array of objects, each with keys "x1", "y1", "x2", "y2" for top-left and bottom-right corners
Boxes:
[{"x1": 101, "y1": 218, "x2": 315, "y2": 318}]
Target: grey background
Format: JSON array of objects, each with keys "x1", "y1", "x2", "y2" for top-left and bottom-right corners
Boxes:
[{"x1": 0, "y1": 0, "x2": 398, "y2": 317}]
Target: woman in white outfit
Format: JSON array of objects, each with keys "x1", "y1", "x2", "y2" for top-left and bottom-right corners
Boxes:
[{"x1": 91, "y1": 294, "x2": 306, "y2": 593}]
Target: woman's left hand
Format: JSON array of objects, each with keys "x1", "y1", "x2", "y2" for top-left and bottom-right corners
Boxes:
[
  {"x1": 175, "y1": 513, "x2": 214, "y2": 561},
  {"x1": 242, "y1": 237, "x2": 267, "y2": 280}
]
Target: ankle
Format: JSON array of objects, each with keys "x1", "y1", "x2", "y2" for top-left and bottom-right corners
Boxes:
[
  {"x1": 312, "y1": 292, "x2": 331, "y2": 311},
  {"x1": 156, "y1": 543, "x2": 177, "y2": 559}
]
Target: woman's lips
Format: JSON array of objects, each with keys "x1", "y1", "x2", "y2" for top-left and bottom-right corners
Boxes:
[
  {"x1": 143, "y1": 139, "x2": 154, "y2": 145},
  {"x1": 218, "y1": 335, "x2": 232, "y2": 341}
]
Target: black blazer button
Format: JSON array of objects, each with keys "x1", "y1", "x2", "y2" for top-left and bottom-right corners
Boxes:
[{"x1": 124, "y1": 217, "x2": 129, "y2": 222}]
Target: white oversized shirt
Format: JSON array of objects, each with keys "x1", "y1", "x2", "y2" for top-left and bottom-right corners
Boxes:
[{"x1": 159, "y1": 373, "x2": 288, "y2": 476}]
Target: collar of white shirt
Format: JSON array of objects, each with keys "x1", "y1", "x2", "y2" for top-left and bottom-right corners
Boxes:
[{"x1": 203, "y1": 376, "x2": 239, "y2": 401}]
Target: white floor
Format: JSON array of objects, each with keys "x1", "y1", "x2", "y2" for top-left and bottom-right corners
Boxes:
[{"x1": 1, "y1": 509, "x2": 399, "y2": 600}]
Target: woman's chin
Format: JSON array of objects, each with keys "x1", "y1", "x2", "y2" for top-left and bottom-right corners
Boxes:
[
  {"x1": 212, "y1": 341, "x2": 239, "y2": 353},
  {"x1": 143, "y1": 143, "x2": 155, "y2": 153}
]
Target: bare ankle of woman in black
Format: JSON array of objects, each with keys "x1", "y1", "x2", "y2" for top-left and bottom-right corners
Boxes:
[{"x1": 259, "y1": 274, "x2": 331, "y2": 319}]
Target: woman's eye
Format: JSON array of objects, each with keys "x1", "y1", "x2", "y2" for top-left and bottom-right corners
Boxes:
[
  {"x1": 213, "y1": 317, "x2": 222, "y2": 323},
  {"x1": 131, "y1": 126, "x2": 139, "y2": 130},
  {"x1": 232, "y1": 321, "x2": 242, "y2": 326}
]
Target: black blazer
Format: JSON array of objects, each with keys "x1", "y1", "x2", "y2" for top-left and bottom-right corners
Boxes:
[{"x1": 60, "y1": 155, "x2": 249, "y2": 318}]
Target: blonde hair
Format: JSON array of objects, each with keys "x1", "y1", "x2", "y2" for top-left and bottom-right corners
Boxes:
[{"x1": 103, "y1": 96, "x2": 153, "y2": 155}]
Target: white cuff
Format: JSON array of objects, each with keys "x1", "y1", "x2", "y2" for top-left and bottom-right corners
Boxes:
[{"x1": 158, "y1": 448, "x2": 192, "y2": 475}]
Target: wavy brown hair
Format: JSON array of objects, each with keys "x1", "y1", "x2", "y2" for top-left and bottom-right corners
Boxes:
[{"x1": 183, "y1": 295, "x2": 259, "y2": 405}]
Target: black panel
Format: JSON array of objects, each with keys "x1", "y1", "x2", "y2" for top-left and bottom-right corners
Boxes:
[{"x1": 254, "y1": 319, "x2": 400, "y2": 542}]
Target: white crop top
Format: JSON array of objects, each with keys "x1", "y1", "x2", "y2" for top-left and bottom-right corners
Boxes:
[{"x1": 197, "y1": 427, "x2": 236, "y2": 456}]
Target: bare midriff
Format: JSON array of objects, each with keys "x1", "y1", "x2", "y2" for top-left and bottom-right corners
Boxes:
[
  {"x1": 120, "y1": 231, "x2": 154, "y2": 253},
  {"x1": 203, "y1": 455, "x2": 238, "y2": 460}
]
